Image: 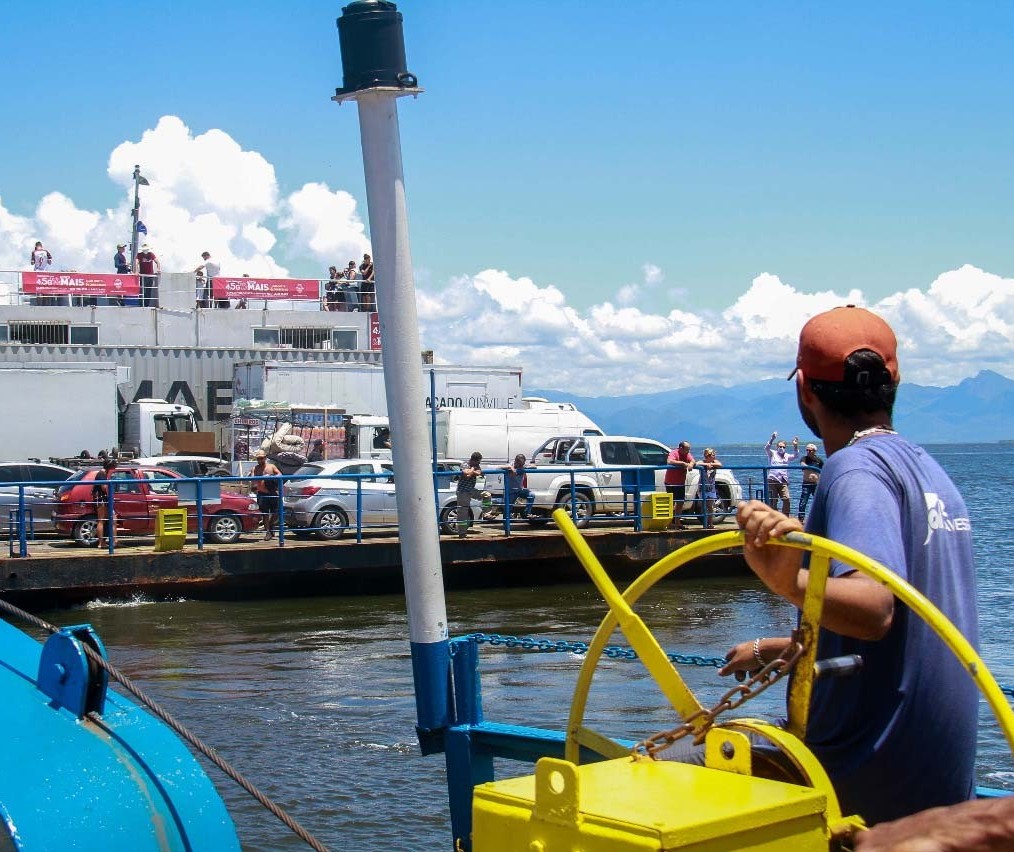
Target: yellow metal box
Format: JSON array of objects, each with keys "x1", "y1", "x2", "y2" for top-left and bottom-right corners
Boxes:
[
  {"x1": 472, "y1": 756, "x2": 829, "y2": 851},
  {"x1": 641, "y1": 492, "x2": 674, "y2": 531},
  {"x1": 154, "y1": 508, "x2": 187, "y2": 552}
]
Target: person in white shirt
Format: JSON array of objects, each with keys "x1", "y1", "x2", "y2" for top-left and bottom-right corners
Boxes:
[
  {"x1": 31, "y1": 241, "x2": 52, "y2": 271},
  {"x1": 30, "y1": 241, "x2": 55, "y2": 304},
  {"x1": 194, "y1": 251, "x2": 226, "y2": 308}
]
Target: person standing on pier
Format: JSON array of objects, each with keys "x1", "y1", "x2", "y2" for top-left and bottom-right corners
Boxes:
[
  {"x1": 456, "y1": 452, "x2": 491, "y2": 538},
  {"x1": 252, "y1": 450, "x2": 282, "y2": 540},
  {"x1": 664, "y1": 441, "x2": 694, "y2": 530},
  {"x1": 764, "y1": 432, "x2": 799, "y2": 514},
  {"x1": 93, "y1": 457, "x2": 117, "y2": 549},
  {"x1": 798, "y1": 442, "x2": 823, "y2": 521}
]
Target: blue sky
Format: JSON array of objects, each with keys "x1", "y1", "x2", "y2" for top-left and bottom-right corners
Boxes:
[{"x1": 1, "y1": 1, "x2": 1012, "y2": 394}]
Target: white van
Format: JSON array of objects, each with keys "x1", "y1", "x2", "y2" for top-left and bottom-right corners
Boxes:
[{"x1": 436, "y1": 399, "x2": 602, "y2": 465}]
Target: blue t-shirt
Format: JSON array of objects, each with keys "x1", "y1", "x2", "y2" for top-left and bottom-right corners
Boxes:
[{"x1": 801, "y1": 434, "x2": 978, "y2": 824}]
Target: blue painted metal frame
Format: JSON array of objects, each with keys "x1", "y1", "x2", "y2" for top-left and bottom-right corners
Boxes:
[{"x1": 438, "y1": 635, "x2": 634, "y2": 851}]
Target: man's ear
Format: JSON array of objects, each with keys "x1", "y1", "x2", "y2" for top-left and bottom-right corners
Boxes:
[{"x1": 796, "y1": 370, "x2": 815, "y2": 404}]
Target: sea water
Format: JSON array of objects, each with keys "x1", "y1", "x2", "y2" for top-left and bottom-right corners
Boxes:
[{"x1": 37, "y1": 442, "x2": 1014, "y2": 850}]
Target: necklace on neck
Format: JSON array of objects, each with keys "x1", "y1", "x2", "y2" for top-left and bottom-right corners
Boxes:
[{"x1": 847, "y1": 425, "x2": 897, "y2": 447}]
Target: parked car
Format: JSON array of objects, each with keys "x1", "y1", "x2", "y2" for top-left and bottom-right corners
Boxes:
[
  {"x1": 0, "y1": 462, "x2": 75, "y2": 533},
  {"x1": 282, "y1": 458, "x2": 468, "y2": 540},
  {"x1": 517, "y1": 435, "x2": 743, "y2": 527},
  {"x1": 133, "y1": 455, "x2": 232, "y2": 478},
  {"x1": 53, "y1": 466, "x2": 261, "y2": 546}
]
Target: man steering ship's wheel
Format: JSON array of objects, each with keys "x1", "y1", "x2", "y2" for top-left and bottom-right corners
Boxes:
[{"x1": 554, "y1": 509, "x2": 1014, "y2": 841}]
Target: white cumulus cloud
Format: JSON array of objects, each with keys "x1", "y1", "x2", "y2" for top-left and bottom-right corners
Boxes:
[
  {"x1": 0, "y1": 118, "x2": 1011, "y2": 396},
  {"x1": 417, "y1": 266, "x2": 1014, "y2": 394}
]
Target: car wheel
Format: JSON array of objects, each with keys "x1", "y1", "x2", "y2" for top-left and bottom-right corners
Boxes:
[
  {"x1": 206, "y1": 511, "x2": 242, "y2": 544},
  {"x1": 73, "y1": 516, "x2": 99, "y2": 546},
  {"x1": 439, "y1": 504, "x2": 472, "y2": 535},
  {"x1": 715, "y1": 482, "x2": 734, "y2": 516},
  {"x1": 313, "y1": 507, "x2": 349, "y2": 540},
  {"x1": 556, "y1": 492, "x2": 593, "y2": 528}
]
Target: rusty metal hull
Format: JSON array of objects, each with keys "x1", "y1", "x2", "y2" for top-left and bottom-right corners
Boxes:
[{"x1": 0, "y1": 528, "x2": 747, "y2": 608}]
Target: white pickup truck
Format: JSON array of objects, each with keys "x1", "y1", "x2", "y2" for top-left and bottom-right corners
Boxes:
[{"x1": 500, "y1": 435, "x2": 742, "y2": 527}]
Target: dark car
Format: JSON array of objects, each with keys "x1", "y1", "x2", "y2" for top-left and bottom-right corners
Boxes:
[
  {"x1": 0, "y1": 462, "x2": 75, "y2": 534},
  {"x1": 53, "y1": 466, "x2": 261, "y2": 546}
]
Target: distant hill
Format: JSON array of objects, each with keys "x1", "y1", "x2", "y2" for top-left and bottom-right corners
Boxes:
[{"x1": 527, "y1": 370, "x2": 1014, "y2": 446}]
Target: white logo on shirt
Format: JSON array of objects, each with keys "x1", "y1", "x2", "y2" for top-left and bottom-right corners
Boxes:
[{"x1": 923, "y1": 492, "x2": 971, "y2": 544}]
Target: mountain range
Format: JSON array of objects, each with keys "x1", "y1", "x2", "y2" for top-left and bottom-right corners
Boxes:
[{"x1": 529, "y1": 370, "x2": 1014, "y2": 446}]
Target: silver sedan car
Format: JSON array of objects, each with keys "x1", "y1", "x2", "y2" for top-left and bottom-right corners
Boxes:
[
  {"x1": 0, "y1": 462, "x2": 75, "y2": 534},
  {"x1": 282, "y1": 458, "x2": 468, "y2": 540}
]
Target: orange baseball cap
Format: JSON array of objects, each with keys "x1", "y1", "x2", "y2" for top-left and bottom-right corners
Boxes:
[{"x1": 788, "y1": 305, "x2": 899, "y2": 384}]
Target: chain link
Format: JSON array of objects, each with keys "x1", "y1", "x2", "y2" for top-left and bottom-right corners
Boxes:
[
  {"x1": 459, "y1": 632, "x2": 1014, "y2": 698},
  {"x1": 464, "y1": 632, "x2": 726, "y2": 668},
  {"x1": 636, "y1": 636, "x2": 805, "y2": 756}
]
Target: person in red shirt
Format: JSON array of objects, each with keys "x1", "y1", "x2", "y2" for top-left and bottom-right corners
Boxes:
[
  {"x1": 664, "y1": 441, "x2": 695, "y2": 529},
  {"x1": 135, "y1": 243, "x2": 161, "y2": 307}
]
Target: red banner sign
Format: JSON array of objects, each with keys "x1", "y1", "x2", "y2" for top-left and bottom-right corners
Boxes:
[
  {"x1": 211, "y1": 277, "x2": 321, "y2": 301},
  {"x1": 22, "y1": 272, "x2": 141, "y2": 297},
  {"x1": 369, "y1": 312, "x2": 382, "y2": 350}
]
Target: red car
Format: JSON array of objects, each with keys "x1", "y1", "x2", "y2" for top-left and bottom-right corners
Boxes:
[{"x1": 54, "y1": 466, "x2": 261, "y2": 546}]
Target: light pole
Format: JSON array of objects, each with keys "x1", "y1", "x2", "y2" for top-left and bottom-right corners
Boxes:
[{"x1": 129, "y1": 165, "x2": 149, "y2": 269}]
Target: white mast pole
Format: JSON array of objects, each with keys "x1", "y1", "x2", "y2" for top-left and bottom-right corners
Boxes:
[{"x1": 334, "y1": 4, "x2": 448, "y2": 733}]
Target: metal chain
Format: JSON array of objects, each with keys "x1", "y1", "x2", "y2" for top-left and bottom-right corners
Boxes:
[
  {"x1": 637, "y1": 637, "x2": 806, "y2": 756},
  {"x1": 0, "y1": 597, "x2": 328, "y2": 852},
  {"x1": 465, "y1": 632, "x2": 1014, "y2": 698},
  {"x1": 466, "y1": 632, "x2": 727, "y2": 669}
]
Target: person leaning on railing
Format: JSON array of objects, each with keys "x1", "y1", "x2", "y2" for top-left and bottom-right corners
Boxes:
[{"x1": 358, "y1": 253, "x2": 375, "y2": 312}]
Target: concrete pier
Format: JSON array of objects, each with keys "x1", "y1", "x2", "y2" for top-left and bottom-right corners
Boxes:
[{"x1": 0, "y1": 525, "x2": 747, "y2": 608}]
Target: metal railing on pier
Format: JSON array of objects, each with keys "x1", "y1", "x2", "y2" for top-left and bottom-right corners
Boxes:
[{"x1": 2, "y1": 462, "x2": 827, "y2": 556}]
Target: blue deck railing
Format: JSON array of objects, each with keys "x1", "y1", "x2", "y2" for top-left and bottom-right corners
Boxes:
[{"x1": 1, "y1": 462, "x2": 823, "y2": 556}]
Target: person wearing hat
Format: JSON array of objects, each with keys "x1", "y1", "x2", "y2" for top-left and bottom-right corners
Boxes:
[
  {"x1": 108, "y1": 243, "x2": 130, "y2": 306},
  {"x1": 720, "y1": 306, "x2": 977, "y2": 827},
  {"x1": 252, "y1": 450, "x2": 282, "y2": 540},
  {"x1": 134, "y1": 243, "x2": 160, "y2": 307},
  {"x1": 114, "y1": 244, "x2": 130, "y2": 274},
  {"x1": 797, "y1": 442, "x2": 823, "y2": 521}
]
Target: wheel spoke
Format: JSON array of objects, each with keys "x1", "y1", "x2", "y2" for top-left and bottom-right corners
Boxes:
[{"x1": 570, "y1": 725, "x2": 629, "y2": 761}]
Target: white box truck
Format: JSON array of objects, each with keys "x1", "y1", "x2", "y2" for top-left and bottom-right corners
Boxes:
[
  {"x1": 0, "y1": 363, "x2": 121, "y2": 461},
  {"x1": 0, "y1": 363, "x2": 205, "y2": 462},
  {"x1": 232, "y1": 361, "x2": 524, "y2": 414}
]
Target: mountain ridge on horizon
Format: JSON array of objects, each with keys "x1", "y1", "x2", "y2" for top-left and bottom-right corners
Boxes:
[{"x1": 528, "y1": 369, "x2": 1014, "y2": 446}]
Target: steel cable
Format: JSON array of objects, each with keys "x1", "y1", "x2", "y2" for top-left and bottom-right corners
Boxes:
[{"x1": 0, "y1": 597, "x2": 328, "y2": 852}]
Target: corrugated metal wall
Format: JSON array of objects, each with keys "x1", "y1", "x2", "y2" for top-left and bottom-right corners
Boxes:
[{"x1": 0, "y1": 344, "x2": 386, "y2": 430}]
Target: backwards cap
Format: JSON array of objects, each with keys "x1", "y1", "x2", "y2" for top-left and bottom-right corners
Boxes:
[{"x1": 788, "y1": 305, "x2": 899, "y2": 384}]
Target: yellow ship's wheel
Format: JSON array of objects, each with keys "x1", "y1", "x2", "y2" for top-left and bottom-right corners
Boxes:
[{"x1": 555, "y1": 509, "x2": 1014, "y2": 776}]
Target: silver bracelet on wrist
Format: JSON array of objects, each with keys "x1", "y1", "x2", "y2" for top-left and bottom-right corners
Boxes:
[{"x1": 752, "y1": 637, "x2": 765, "y2": 667}]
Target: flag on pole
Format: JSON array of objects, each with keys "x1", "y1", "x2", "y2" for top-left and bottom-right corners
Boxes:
[{"x1": 136, "y1": 220, "x2": 147, "y2": 235}]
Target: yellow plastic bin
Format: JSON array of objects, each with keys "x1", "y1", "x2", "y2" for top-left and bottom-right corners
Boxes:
[
  {"x1": 154, "y1": 508, "x2": 188, "y2": 552},
  {"x1": 640, "y1": 492, "x2": 673, "y2": 531}
]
